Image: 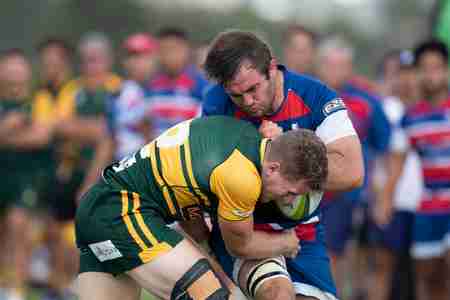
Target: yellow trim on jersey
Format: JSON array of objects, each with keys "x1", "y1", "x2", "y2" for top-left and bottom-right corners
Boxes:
[
  {"x1": 120, "y1": 190, "x2": 147, "y2": 251},
  {"x1": 210, "y1": 149, "x2": 262, "y2": 221},
  {"x1": 158, "y1": 141, "x2": 198, "y2": 210},
  {"x1": 148, "y1": 142, "x2": 177, "y2": 216},
  {"x1": 183, "y1": 138, "x2": 210, "y2": 206},
  {"x1": 131, "y1": 192, "x2": 159, "y2": 246}
]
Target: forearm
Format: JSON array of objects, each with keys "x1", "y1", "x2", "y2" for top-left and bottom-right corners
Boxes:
[
  {"x1": 226, "y1": 230, "x2": 291, "y2": 260},
  {"x1": 56, "y1": 118, "x2": 106, "y2": 145},
  {"x1": 81, "y1": 137, "x2": 114, "y2": 190},
  {"x1": 2, "y1": 126, "x2": 51, "y2": 150}
]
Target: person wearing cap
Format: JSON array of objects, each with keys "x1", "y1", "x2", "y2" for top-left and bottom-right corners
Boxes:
[
  {"x1": 109, "y1": 33, "x2": 158, "y2": 160},
  {"x1": 370, "y1": 50, "x2": 422, "y2": 300}
]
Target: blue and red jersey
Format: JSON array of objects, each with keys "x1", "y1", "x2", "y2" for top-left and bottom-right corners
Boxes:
[
  {"x1": 203, "y1": 65, "x2": 350, "y2": 235},
  {"x1": 147, "y1": 66, "x2": 209, "y2": 136},
  {"x1": 401, "y1": 98, "x2": 450, "y2": 213}
]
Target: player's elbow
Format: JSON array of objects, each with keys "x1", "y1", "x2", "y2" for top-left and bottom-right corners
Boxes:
[{"x1": 348, "y1": 162, "x2": 365, "y2": 189}]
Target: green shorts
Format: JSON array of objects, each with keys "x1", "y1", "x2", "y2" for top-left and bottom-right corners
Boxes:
[{"x1": 75, "y1": 180, "x2": 183, "y2": 276}]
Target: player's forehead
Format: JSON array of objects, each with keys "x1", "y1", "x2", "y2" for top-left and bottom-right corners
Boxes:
[{"x1": 225, "y1": 61, "x2": 265, "y2": 93}]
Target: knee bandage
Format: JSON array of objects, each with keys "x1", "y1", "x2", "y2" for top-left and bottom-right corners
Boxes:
[
  {"x1": 171, "y1": 258, "x2": 230, "y2": 300},
  {"x1": 245, "y1": 256, "x2": 290, "y2": 298}
]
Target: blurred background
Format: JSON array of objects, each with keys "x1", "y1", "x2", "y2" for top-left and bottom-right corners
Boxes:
[
  {"x1": 0, "y1": 0, "x2": 450, "y2": 300},
  {"x1": 1, "y1": 0, "x2": 448, "y2": 74}
]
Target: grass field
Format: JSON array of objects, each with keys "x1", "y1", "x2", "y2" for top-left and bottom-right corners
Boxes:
[{"x1": 26, "y1": 289, "x2": 158, "y2": 299}]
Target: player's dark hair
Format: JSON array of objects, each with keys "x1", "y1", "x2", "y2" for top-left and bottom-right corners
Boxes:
[
  {"x1": 268, "y1": 129, "x2": 328, "y2": 191},
  {"x1": 0, "y1": 48, "x2": 26, "y2": 61},
  {"x1": 156, "y1": 26, "x2": 189, "y2": 41},
  {"x1": 414, "y1": 38, "x2": 448, "y2": 66},
  {"x1": 204, "y1": 30, "x2": 273, "y2": 85},
  {"x1": 282, "y1": 24, "x2": 317, "y2": 46},
  {"x1": 36, "y1": 37, "x2": 73, "y2": 58}
]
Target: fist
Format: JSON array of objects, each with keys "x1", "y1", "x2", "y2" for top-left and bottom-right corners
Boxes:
[
  {"x1": 259, "y1": 120, "x2": 283, "y2": 138},
  {"x1": 283, "y1": 229, "x2": 300, "y2": 259}
]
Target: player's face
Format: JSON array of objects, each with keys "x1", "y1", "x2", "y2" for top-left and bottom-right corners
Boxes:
[
  {"x1": 40, "y1": 46, "x2": 70, "y2": 83},
  {"x1": 225, "y1": 61, "x2": 276, "y2": 117},
  {"x1": 417, "y1": 51, "x2": 449, "y2": 97},
  {"x1": 80, "y1": 46, "x2": 112, "y2": 78},
  {"x1": 158, "y1": 37, "x2": 190, "y2": 76},
  {"x1": 283, "y1": 32, "x2": 315, "y2": 74},
  {"x1": 0, "y1": 56, "x2": 31, "y2": 100},
  {"x1": 317, "y1": 51, "x2": 352, "y2": 90},
  {"x1": 124, "y1": 52, "x2": 157, "y2": 82},
  {"x1": 261, "y1": 161, "x2": 311, "y2": 205}
]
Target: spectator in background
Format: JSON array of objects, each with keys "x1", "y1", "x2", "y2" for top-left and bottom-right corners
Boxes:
[
  {"x1": 147, "y1": 27, "x2": 209, "y2": 137},
  {"x1": 282, "y1": 24, "x2": 317, "y2": 75},
  {"x1": 316, "y1": 36, "x2": 391, "y2": 300},
  {"x1": 371, "y1": 50, "x2": 421, "y2": 300},
  {"x1": 0, "y1": 49, "x2": 52, "y2": 300},
  {"x1": 111, "y1": 33, "x2": 158, "y2": 160},
  {"x1": 383, "y1": 39, "x2": 450, "y2": 300},
  {"x1": 33, "y1": 37, "x2": 80, "y2": 300},
  {"x1": 193, "y1": 40, "x2": 210, "y2": 74},
  {"x1": 54, "y1": 32, "x2": 119, "y2": 201},
  {"x1": 44, "y1": 32, "x2": 119, "y2": 297}
]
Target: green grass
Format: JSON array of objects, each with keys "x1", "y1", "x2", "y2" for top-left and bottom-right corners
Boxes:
[{"x1": 26, "y1": 288, "x2": 158, "y2": 300}]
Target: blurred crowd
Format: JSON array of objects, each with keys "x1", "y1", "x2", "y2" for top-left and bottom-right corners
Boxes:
[{"x1": 0, "y1": 24, "x2": 448, "y2": 300}]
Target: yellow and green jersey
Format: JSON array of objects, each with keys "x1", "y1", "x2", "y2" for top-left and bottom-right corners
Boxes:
[{"x1": 102, "y1": 116, "x2": 269, "y2": 222}]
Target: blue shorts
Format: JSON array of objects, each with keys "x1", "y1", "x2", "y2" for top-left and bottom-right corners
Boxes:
[
  {"x1": 209, "y1": 219, "x2": 338, "y2": 299},
  {"x1": 411, "y1": 212, "x2": 450, "y2": 259},
  {"x1": 368, "y1": 210, "x2": 414, "y2": 253},
  {"x1": 322, "y1": 197, "x2": 356, "y2": 255}
]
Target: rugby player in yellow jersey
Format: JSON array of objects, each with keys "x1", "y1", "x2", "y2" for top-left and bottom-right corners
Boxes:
[{"x1": 75, "y1": 116, "x2": 328, "y2": 300}]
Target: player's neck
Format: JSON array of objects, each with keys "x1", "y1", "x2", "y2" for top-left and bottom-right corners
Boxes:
[{"x1": 272, "y1": 70, "x2": 284, "y2": 112}]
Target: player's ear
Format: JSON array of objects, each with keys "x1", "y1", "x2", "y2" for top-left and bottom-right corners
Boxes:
[
  {"x1": 268, "y1": 58, "x2": 277, "y2": 76},
  {"x1": 266, "y1": 161, "x2": 281, "y2": 175}
]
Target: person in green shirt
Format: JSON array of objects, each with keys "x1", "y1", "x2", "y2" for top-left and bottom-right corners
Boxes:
[{"x1": 0, "y1": 48, "x2": 53, "y2": 300}]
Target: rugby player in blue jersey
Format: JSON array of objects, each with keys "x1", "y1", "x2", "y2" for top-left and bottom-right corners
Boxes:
[{"x1": 194, "y1": 30, "x2": 364, "y2": 300}]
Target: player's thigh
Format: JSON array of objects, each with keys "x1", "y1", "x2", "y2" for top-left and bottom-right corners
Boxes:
[
  {"x1": 128, "y1": 238, "x2": 229, "y2": 300},
  {"x1": 237, "y1": 256, "x2": 293, "y2": 300},
  {"x1": 77, "y1": 272, "x2": 140, "y2": 300}
]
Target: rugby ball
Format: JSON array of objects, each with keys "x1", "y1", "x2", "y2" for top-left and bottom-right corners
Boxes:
[{"x1": 276, "y1": 191, "x2": 323, "y2": 221}]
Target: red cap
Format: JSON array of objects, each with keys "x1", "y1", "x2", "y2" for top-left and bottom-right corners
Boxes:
[{"x1": 123, "y1": 33, "x2": 158, "y2": 54}]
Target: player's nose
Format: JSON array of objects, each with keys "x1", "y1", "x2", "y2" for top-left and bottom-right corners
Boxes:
[{"x1": 242, "y1": 93, "x2": 254, "y2": 106}]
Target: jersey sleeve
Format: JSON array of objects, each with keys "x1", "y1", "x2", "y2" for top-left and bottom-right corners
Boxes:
[
  {"x1": 210, "y1": 149, "x2": 261, "y2": 221},
  {"x1": 201, "y1": 84, "x2": 231, "y2": 116},
  {"x1": 308, "y1": 80, "x2": 347, "y2": 129},
  {"x1": 315, "y1": 110, "x2": 357, "y2": 144}
]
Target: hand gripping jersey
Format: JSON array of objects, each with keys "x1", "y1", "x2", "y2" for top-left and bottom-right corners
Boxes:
[{"x1": 101, "y1": 116, "x2": 268, "y2": 223}]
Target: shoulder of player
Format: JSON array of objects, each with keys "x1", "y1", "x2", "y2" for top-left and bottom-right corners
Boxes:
[
  {"x1": 284, "y1": 69, "x2": 335, "y2": 103},
  {"x1": 210, "y1": 149, "x2": 261, "y2": 196},
  {"x1": 202, "y1": 84, "x2": 234, "y2": 115}
]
